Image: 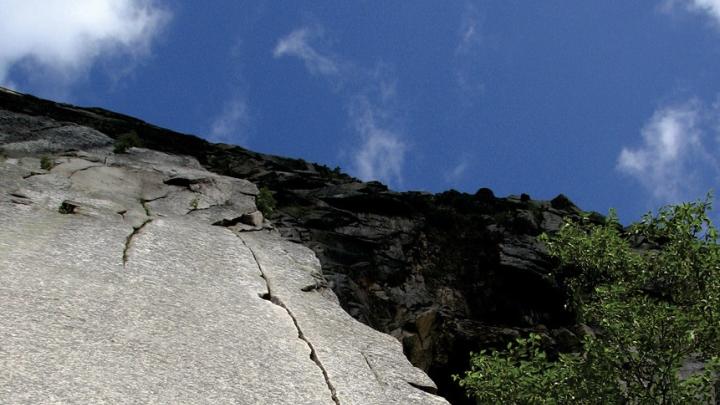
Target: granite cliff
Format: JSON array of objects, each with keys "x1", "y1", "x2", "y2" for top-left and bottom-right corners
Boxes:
[{"x1": 0, "y1": 87, "x2": 594, "y2": 404}]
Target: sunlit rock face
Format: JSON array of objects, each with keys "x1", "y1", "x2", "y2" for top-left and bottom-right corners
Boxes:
[
  {"x1": 0, "y1": 94, "x2": 448, "y2": 405},
  {"x1": 0, "y1": 87, "x2": 593, "y2": 404}
]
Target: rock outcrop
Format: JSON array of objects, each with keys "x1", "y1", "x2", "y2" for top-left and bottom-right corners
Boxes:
[
  {"x1": 0, "y1": 98, "x2": 448, "y2": 404},
  {"x1": 0, "y1": 87, "x2": 596, "y2": 404}
]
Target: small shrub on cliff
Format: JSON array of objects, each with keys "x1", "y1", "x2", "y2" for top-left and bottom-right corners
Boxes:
[
  {"x1": 40, "y1": 155, "x2": 54, "y2": 171},
  {"x1": 113, "y1": 131, "x2": 142, "y2": 154},
  {"x1": 457, "y1": 198, "x2": 720, "y2": 404},
  {"x1": 256, "y1": 186, "x2": 276, "y2": 218}
]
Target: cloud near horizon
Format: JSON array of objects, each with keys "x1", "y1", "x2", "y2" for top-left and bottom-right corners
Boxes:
[
  {"x1": 349, "y1": 96, "x2": 406, "y2": 185},
  {"x1": 617, "y1": 100, "x2": 719, "y2": 203},
  {"x1": 209, "y1": 98, "x2": 251, "y2": 145},
  {"x1": 273, "y1": 27, "x2": 408, "y2": 186},
  {"x1": 444, "y1": 155, "x2": 471, "y2": 184},
  {"x1": 0, "y1": 0, "x2": 169, "y2": 87}
]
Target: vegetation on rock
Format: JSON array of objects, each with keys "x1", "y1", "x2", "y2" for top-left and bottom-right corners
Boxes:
[
  {"x1": 113, "y1": 131, "x2": 142, "y2": 154},
  {"x1": 256, "y1": 186, "x2": 276, "y2": 218},
  {"x1": 40, "y1": 155, "x2": 54, "y2": 170},
  {"x1": 456, "y1": 198, "x2": 720, "y2": 404}
]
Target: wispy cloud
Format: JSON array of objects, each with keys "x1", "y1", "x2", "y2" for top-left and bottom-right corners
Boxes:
[
  {"x1": 617, "y1": 100, "x2": 719, "y2": 202},
  {"x1": 663, "y1": 0, "x2": 720, "y2": 25},
  {"x1": 0, "y1": 0, "x2": 170, "y2": 88},
  {"x1": 274, "y1": 26, "x2": 408, "y2": 186},
  {"x1": 209, "y1": 98, "x2": 251, "y2": 145},
  {"x1": 444, "y1": 155, "x2": 471, "y2": 184},
  {"x1": 453, "y1": 3, "x2": 485, "y2": 102},
  {"x1": 456, "y1": 3, "x2": 483, "y2": 56},
  {"x1": 349, "y1": 96, "x2": 406, "y2": 185},
  {"x1": 686, "y1": 0, "x2": 720, "y2": 23},
  {"x1": 273, "y1": 28, "x2": 339, "y2": 77}
]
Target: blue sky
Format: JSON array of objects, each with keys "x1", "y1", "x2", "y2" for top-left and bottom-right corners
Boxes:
[{"x1": 3, "y1": 1, "x2": 720, "y2": 223}]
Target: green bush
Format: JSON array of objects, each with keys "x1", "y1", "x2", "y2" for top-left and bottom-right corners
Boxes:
[
  {"x1": 190, "y1": 197, "x2": 200, "y2": 211},
  {"x1": 40, "y1": 155, "x2": 54, "y2": 171},
  {"x1": 457, "y1": 198, "x2": 720, "y2": 404},
  {"x1": 256, "y1": 186, "x2": 276, "y2": 218},
  {"x1": 113, "y1": 131, "x2": 142, "y2": 154}
]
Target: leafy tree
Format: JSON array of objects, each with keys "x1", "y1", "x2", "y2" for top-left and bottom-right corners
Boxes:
[{"x1": 456, "y1": 198, "x2": 720, "y2": 404}]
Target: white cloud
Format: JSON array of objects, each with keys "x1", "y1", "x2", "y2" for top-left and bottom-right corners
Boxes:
[
  {"x1": 354, "y1": 132, "x2": 406, "y2": 185},
  {"x1": 350, "y1": 99, "x2": 406, "y2": 184},
  {"x1": 686, "y1": 0, "x2": 720, "y2": 23},
  {"x1": 209, "y1": 98, "x2": 250, "y2": 145},
  {"x1": 617, "y1": 101, "x2": 718, "y2": 202},
  {"x1": 274, "y1": 26, "x2": 408, "y2": 187},
  {"x1": 0, "y1": 0, "x2": 169, "y2": 86},
  {"x1": 662, "y1": 0, "x2": 720, "y2": 25},
  {"x1": 273, "y1": 28, "x2": 339, "y2": 77}
]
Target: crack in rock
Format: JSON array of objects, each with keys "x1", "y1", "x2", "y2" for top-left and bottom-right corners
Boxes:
[
  {"x1": 407, "y1": 381, "x2": 439, "y2": 395},
  {"x1": 300, "y1": 274, "x2": 329, "y2": 292},
  {"x1": 239, "y1": 237, "x2": 341, "y2": 405},
  {"x1": 10, "y1": 197, "x2": 32, "y2": 205},
  {"x1": 22, "y1": 171, "x2": 47, "y2": 179},
  {"x1": 29, "y1": 124, "x2": 65, "y2": 133},
  {"x1": 139, "y1": 194, "x2": 167, "y2": 217},
  {"x1": 122, "y1": 219, "x2": 152, "y2": 266},
  {"x1": 361, "y1": 352, "x2": 384, "y2": 387},
  {"x1": 68, "y1": 164, "x2": 103, "y2": 178},
  {"x1": 163, "y1": 176, "x2": 200, "y2": 188}
]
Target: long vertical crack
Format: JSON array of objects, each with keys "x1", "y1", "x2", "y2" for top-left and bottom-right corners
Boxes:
[
  {"x1": 238, "y1": 236, "x2": 341, "y2": 405},
  {"x1": 122, "y1": 219, "x2": 152, "y2": 266}
]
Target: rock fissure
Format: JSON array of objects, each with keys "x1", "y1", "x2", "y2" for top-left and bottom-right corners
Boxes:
[
  {"x1": 212, "y1": 216, "x2": 246, "y2": 227},
  {"x1": 141, "y1": 194, "x2": 169, "y2": 204},
  {"x1": 28, "y1": 124, "x2": 65, "y2": 133},
  {"x1": 22, "y1": 171, "x2": 45, "y2": 179},
  {"x1": 68, "y1": 164, "x2": 103, "y2": 178},
  {"x1": 239, "y1": 236, "x2": 341, "y2": 405},
  {"x1": 361, "y1": 352, "x2": 384, "y2": 386},
  {"x1": 10, "y1": 196, "x2": 32, "y2": 205},
  {"x1": 122, "y1": 219, "x2": 152, "y2": 266},
  {"x1": 407, "y1": 381, "x2": 438, "y2": 395},
  {"x1": 139, "y1": 194, "x2": 168, "y2": 217}
]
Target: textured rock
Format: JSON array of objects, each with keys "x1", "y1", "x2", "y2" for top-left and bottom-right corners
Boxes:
[
  {"x1": 0, "y1": 103, "x2": 447, "y2": 404},
  {"x1": 240, "y1": 232, "x2": 446, "y2": 405},
  {"x1": 0, "y1": 87, "x2": 609, "y2": 403}
]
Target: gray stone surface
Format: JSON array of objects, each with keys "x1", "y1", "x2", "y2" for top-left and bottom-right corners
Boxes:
[
  {"x1": 240, "y1": 232, "x2": 448, "y2": 405},
  {"x1": 0, "y1": 117, "x2": 448, "y2": 404},
  {"x1": 0, "y1": 110, "x2": 113, "y2": 155}
]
